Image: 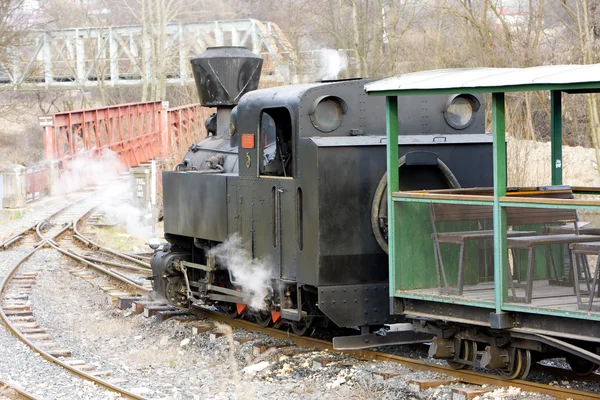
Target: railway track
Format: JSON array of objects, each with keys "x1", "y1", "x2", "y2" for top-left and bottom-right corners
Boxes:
[
  {"x1": 193, "y1": 308, "x2": 600, "y2": 400},
  {"x1": 1, "y1": 192, "x2": 598, "y2": 400},
  {"x1": 0, "y1": 194, "x2": 149, "y2": 400},
  {"x1": 0, "y1": 378, "x2": 36, "y2": 400}
]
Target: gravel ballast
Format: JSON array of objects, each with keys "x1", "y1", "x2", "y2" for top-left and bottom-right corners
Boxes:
[{"x1": 25, "y1": 253, "x2": 557, "y2": 400}]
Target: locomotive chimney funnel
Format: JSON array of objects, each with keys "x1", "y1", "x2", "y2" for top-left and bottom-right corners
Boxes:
[
  {"x1": 191, "y1": 46, "x2": 263, "y2": 108},
  {"x1": 191, "y1": 46, "x2": 262, "y2": 140}
]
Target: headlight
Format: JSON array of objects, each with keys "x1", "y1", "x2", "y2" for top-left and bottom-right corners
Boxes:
[
  {"x1": 443, "y1": 94, "x2": 480, "y2": 130},
  {"x1": 309, "y1": 96, "x2": 347, "y2": 132},
  {"x1": 148, "y1": 238, "x2": 161, "y2": 250}
]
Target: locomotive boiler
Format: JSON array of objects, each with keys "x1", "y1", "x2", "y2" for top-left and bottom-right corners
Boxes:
[{"x1": 151, "y1": 46, "x2": 494, "y2": 338}]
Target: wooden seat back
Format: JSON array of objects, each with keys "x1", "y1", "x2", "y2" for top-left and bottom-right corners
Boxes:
[{"x1": 430, "y1": 186, "x2": 576, "y2": 226}]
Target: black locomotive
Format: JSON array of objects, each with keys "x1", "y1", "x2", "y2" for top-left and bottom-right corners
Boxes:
[{"x1": 151, "y1": 46, "x2": 494, "y2": 337}]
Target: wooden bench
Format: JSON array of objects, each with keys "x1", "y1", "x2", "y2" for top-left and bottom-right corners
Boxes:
[
  {"x1": 567, "y1": 241, "x2": 600, "y2": 311},
  {"x1": 430, "y1": 203, "x2": 534, "y2": 295},
  {"x1": 430, "y1": 186, "x2": 600, "y2": 302},
  {"x1": 505, "y1": 194, "x2": 599, "y2": 303}
]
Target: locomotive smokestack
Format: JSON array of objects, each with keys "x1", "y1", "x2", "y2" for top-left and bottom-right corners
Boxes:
[{"x1": 191, "y1": 47, "x2": 263, "y2": 139}]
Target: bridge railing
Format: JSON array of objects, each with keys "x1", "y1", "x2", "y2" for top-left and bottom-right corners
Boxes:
[
  {"x1": 163, "y1": 103, "x2": 213, "y2": 158},
  {"x1": 41, "y1": 101, "x2": 213, "y2": 170},
  {"x1": 42, "y1": 101, "x2": 165, "y2": 169}
]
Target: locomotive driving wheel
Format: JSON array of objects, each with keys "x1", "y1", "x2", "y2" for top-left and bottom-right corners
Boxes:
[
  {"x1": 291, "y1": 315, "x2": 314, "y2": 336},
  {"x1": 165, "y1": 276, "x2": 188, "y2": 307},
  {"x1": 218, "y1": 303, "x2": 239, "y2": 318},
  {"x1": 254, "y1": 310, "x2": 273, "y2": 327},
  {"x1": 447, "y1": 339, "x2": 477, "y2": 370}
]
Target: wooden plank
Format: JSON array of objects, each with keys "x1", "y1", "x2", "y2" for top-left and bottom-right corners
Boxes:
[
  {"x1": 408, "y1": 379, "x2": 456, "y2": 392},
  {"x1": 501, "y1": 196, "x2": 600, "y2": 206},
  {"x1": 393, "y1": 192, "x2": 493, "y2": 202},
  {"x1": 452, "y1": 387, "x2": 491, "y2": 400}
]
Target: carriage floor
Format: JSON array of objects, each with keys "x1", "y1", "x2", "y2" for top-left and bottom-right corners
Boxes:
[{"x1": 398, "y1": 280, "x2": 600, "y2": 314}]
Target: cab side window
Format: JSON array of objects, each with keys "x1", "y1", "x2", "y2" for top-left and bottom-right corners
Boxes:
[{"x1": 260, "y1": 108, "x2": 293, "y2": 177}]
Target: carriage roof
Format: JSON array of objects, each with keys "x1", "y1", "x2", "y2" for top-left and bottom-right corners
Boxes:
[{"x1": 364, "y1": 64, "x2": 600, "y2": 95}]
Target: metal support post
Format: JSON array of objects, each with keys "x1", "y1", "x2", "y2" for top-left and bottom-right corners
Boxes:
[
  {"x1": 386, "y1": 96, "x2": 399, "y2": 298},
  {"x1": 492, "y1": 92, "x2": 508, "y2": 314},
  {"x1": 551, "y1": 90, "x2": 563, "y2": 186}
]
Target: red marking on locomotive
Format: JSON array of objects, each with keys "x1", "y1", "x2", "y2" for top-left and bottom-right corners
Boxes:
[
  {"x1": 236, "y1": 303, "x2": 247, "y2": 315},
  {"x1": 241, "y1": 134, "x2": 255, "y2": 148},
  {"x1": 271, "y1": 310, "x2": 281, "y2": 323}
]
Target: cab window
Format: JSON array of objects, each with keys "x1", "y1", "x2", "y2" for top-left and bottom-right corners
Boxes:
[{"x1": 260, "y1": 108, "x2": 293, "y2": 177}]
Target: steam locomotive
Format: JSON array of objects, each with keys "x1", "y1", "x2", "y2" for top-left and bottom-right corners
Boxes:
[{"x1": 151, "y1": 47, "x2": 493, "y2": 339}]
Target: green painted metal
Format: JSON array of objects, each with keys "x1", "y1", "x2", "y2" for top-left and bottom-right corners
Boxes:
[
  {"x1": 503, "y1": 303, "x2": 600, "y2": 322},
  {"x1": 386, "y1": 96, "x2": 399, "y2": 298},
  {"x1": 394, "y1": 292, "x2": 495, "y2": 309},
  {"x1": 395, "y1": 201, "x2": 483, "y2": 291},
  {"x1": 379, "y1": 71, "x2": 600, "y2": 320},
  {"x1": 367, "y1": 82, "x2": 600, "y2": 97},
  {"x1": 392, "y1": 197, "x2": 493, "y2": 206},
  {"x1": 551, "y1": 91, "x2": 563, "y2": 185},
  {"x1": 492, "y1": 92, "x2": 508, "y2": 314}
]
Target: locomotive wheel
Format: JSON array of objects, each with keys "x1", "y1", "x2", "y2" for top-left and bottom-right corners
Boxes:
[
  {"x1": 499, "y1": 348, "x2": 523, "y2": 379},
  {"x1": 566, "y1": 354, "x2": 599, "y2": 376},
  {"x1": 165, "y1": 276, "x2": 187, "y2": 307},
  {"x1": 218, "y1": 303, "x2": 239, "y2": 318},
  {"x1": 447, "y1": 339, "x2": 477, "y2": 370},
  {"x1": 254, "y1": 311, "x2": 272, "y2": 328},
  {"x1": 291, "y1": 318, "x2": 314, "y2": 336}
]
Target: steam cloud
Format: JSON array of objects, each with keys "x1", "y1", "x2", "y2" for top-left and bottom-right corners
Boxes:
[
  {"x1": 317, "y1": 49, "x2": 348, "y2": 80},
  {"x1": 209, "y1": 234, "x2": 274, "y2": 310},
  {"x1": 53, "y1": 150, "x2": 153, "y2": 239}
]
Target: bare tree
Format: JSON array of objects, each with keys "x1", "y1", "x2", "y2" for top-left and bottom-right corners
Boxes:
[{"x1": 559, "y1": 0, "x2": 600, "y2": 170}]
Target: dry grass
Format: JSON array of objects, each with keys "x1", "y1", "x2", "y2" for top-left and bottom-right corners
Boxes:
[
  {"x1": 88, "y1": 223, "x2": 158, "y2": 252},
  {"x1": 507, "y1": 138, "x2": 600, "y2": 187},
  {"x1": 214, "y1": 322, "x2": 255, "y2": 400}
]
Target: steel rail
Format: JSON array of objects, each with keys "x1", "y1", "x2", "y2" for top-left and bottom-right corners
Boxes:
[
  {"x1": 34, "y1": 195, "x2": 97, "y2": 242},
  {"x1": 0, "y1": 226, "x2": 36, "y2": 249},
  {"x1": 0, "y1": 377, "x2": 38, "y2": 400},
  {"x1": 197, "y1": 309, "x2": 600, "y2": 400},
  {"x1": 81, "y1": 255, "x2": 152, "y2": 273},
  {"x1": 0, "y1": 242, "x2": 147, "y2": 400},
  {"x1": 72, "y1": 208, "x2": 151, "y2": 269},
  {"x1": 51, "y1": 244, "x2": 149, "y2": 294}
]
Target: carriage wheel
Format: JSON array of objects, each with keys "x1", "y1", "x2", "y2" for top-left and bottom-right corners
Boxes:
[
  {"x1": 567, "y1": 354, "x2": 599, "y2": 376},
  {"x1": 499, "y1": 348, "x2": 523, "y2": 379},
  {"x1": 447, "y1": 340, "x2": 477, "y2": 370},
  {"x1": 516, "y1": 349, "x2": 532, "y2": 380}
]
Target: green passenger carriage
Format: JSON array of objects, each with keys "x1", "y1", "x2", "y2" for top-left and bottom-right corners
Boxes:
[{"x1": 365, "y1": 65, "x2": 600, "y2": 378}]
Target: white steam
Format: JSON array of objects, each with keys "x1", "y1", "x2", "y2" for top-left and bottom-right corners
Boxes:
[
  {"x1": 53, "y1": 150, "x2": 153, "y2": 239},
  {"x1": 317, "y1": 49, "x2": 348, "y2": 80},
  {"x1": 209, "y1": 234, "x2": 274, "y2": 310},
  {"x1": 51, "y1": 150, "x2": 122, "y2": 196}
]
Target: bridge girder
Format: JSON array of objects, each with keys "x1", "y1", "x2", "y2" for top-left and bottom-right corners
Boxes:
[{"x1": 0, "y1": 19, "x2": 296, "y2": 90}]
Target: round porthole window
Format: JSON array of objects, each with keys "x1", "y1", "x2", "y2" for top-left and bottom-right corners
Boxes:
[
  {"x1": 443, "y1": 95, "x2": 480, "y2": 130},
  {"x1": 309, "y1": 96, "x2": 347, "y2": 132}
]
